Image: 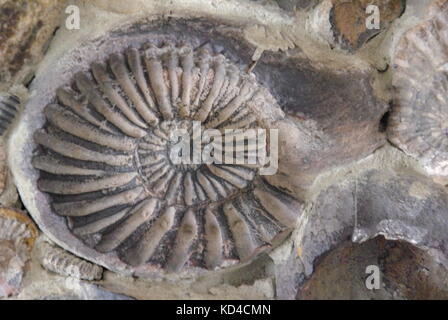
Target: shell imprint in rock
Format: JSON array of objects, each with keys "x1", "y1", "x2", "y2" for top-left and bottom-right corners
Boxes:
[
  {"x1": 389, "y1": 1, "x2": 448, "y2": 177},
  {"x1": 0, "y1": 93, "x2": 20, "y2": 137},
  {"x1": 33, "y1": 43, "x2": 302, "y2": 273},
  {"x1": 0, "y1": 93, "x2": 20, "y2": 196},
  {"x1": 0, "y1": 207, "x2": 38, "y2": 297},
  {"x1": 38, "y1": 240, "x2": 103, "y2": 281}
]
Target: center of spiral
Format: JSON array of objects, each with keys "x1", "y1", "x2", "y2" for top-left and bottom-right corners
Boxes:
[{"x1": 136, "y1": 120, "x2": 204, "y2": 193}]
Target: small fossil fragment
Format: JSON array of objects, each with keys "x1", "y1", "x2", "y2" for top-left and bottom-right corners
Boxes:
[
  {"x1": 389, "y1": 1, "x2": 448, "y2": 178},
  {"x1": 0, "y1": 93, "x2": 20, "y2": 197},
  {"x1": 0, "y1": 207, "x2": 38, "y2": 297},
  {"x1": 0, "y1": 93, "x2": 20, "y2": 137},
  {"x1": 28, "y1": 41, "x2": 302, "y2": 274},
  {"x1": 38, "y1": 241, "x2": 103, "y2": 281}
]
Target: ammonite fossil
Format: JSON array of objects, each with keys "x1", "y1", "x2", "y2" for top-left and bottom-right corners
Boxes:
[
  {"x1": 21, "y1": 40, "x2": 302, "y2": 275},
  {"x1": 389, "y1": 0, "x2": 448, "y2": 177}
]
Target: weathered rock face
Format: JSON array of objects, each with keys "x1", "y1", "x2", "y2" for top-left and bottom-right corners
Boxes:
[
  {"x1": 0, "y1": 0, "x2": 67, "y2": 90},
  {"x1": 271, "y1": 161, "x2": 448, "y2": 300},
  {"x1": 276, "y1": 0, "x2": 320, "y2": 11},
  {"x1": 353, "y1": 169, "x2": 448, "y2": 258},
  {"x1": 389, "y1": 0, "x2": 448, "y2": 180},
  {"x1": 255, "y1": 54, "x2": 388, "y2": 188}
]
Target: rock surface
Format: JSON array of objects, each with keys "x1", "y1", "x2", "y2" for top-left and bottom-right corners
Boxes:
[
  {"x1": 280, "y1": 161, "x2": 448, "y2": 299},
  {"x1": 298, "y1": 237, "x2": 448, "y2": 299},
  {"x1": 331, "y1": 0, "x2": 405, "y2": 51},
  {"x1": 255, "y1": 53, "x2": 388, "y2": 189},
  {"x1": 0, "y1": 0, "x2": 67, "y2": 90},
  {"x1": 2, "y1": 0, "x2": 448, "y2": 300}
]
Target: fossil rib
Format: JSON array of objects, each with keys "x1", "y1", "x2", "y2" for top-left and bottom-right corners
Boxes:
[
  {"x1": 124, "y1": 206, "x2": 176, "y2": 266},
  {"x1": 223, "y1": 202, "x2": 255, "y2": 260},
  {"x1": 204, "y1": 209, "x2": 223, "y2": 270},
  {"x1": 166, "y1": 209, "x2": 197, "y2": 272},
  {"x1": 96, "y1": 198, "x2": 158, "y2": 252}
]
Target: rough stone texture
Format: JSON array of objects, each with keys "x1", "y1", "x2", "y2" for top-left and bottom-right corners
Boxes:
[
  {"x1": 0, "y1": 0, "x2": 67, "y2": 90},
  {"x1": 353, "y1": 169, "x2": 448, "y2": 262},
  {"x1": 276, "y1": 0, "x2": 320, "y2": 11},
  {"x1": 278, "y1": 158, "x2": 448, "y2": 299},
  {"x1": 255, "y1": 53, "x2": 388, "y2": 189},
  {"x1": 17, "y1": 278, "x2": 134, "y2": 300},
  {"x1": 299, "y1": 182, "x2": 354, "y2": 276},
  {"x1": 298, "y1": 237, "x2": 448, "y2": 299},
  {"x1": 13, "y1": 234, "x2": 275, "y2": 300}
]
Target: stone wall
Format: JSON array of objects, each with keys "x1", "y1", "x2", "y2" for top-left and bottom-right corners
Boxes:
[{"x1": 1, "y1": 0, "x2": 447, "y2": 300}]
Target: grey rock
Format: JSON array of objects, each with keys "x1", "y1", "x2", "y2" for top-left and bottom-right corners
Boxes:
[
  {"x1": 284, "y1": 168, "x2": 448, "y2": 298},
  {"x1": 389, "y1": 0, "x2": 448, "y2": 179},
  {"x1": 297, "y1": 237, "x2": 448, "y2": 300},
  {"x1": 353, "y1": 169, "x2": 448, "y2": 266},
  {"x1": 34, "y1": 281, "x2": 134, "y2": 300},
  {"x1": 255, "y1": 53, "x2": 388, "y2": 189}
]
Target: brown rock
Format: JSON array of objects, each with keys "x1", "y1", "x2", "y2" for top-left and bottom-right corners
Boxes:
[
  {"x1": 297, "y1": 237, "x2": 448, "y2": 300},
  {"x1": 331, "y1": 0, "x2": 405, "y2": 51},
  {"x1": 0, "y1": 0, "x2": 67, "y2": 90}
]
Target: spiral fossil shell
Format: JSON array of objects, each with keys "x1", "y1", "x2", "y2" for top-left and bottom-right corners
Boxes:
[
  {"x1": 30, "y1": 41, "x2": 302, "y2": 273},
  {"x1": 0, "y1": 207, "x2": 38, "y2": 248},
  {"x1": 0, "y1": 207, "x2": 38, "y2": 297},
  {"x1": 389, "y1": 0, "x2": 448, "y2": 177}
]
